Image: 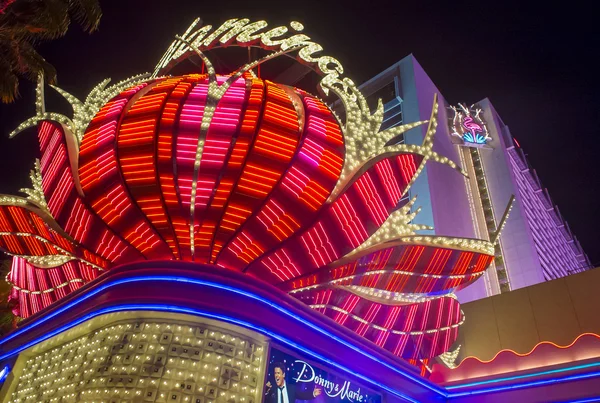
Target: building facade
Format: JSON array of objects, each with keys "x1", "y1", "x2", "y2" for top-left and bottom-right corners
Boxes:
[
  {"x1": 0, "y1": 17, "x2": 598, "y2": 403},
  {"x1": 359, "y1": 55, "x2": 591, "y2": 302}
]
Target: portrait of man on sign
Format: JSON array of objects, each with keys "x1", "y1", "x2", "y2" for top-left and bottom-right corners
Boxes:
[{"x1": 265, "y1": 362, "x2": 322, "y2": 403}]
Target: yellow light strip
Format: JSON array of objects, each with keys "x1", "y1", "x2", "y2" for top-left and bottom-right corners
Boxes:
[
  {"x1": 0, "y1": 232, "x2": 105, "y2": 271},
  {"x1": 309, "y1": 304, "x2": 465, "y2": 335}
]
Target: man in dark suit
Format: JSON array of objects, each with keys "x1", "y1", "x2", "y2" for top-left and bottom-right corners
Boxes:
[{"x1": 265, "y1": 362, "x2": 322, "y2": 403}]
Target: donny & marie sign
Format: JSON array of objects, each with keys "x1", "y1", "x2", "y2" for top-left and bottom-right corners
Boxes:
[{"x1": 263, "y1": 348, "x2": 381, "y2": 403}]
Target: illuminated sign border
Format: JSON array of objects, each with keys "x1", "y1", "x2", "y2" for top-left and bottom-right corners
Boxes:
[
  {"x1": 153, "y1": 17, "x2": 465, "y2": 197},
  {"x1": 0, "y1": 15, "x2": 512, "y2": 369},
  {"x1": 264, "y1": 345, "x2": 382, "y2": 403},
  {"x1": 2, "y1": 274, "x2": 598, "y2": 400},
  {"x1": 449, "y1": 103, "x2": 491, "y2": 148}
]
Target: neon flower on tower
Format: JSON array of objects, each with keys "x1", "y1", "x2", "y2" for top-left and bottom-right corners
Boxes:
[
  {"x1": 449, "y1": 103, "x2": 491, "y2": 146},
  {"x1": 0, "y1": 17, "x2": 509, "y2": 368}
]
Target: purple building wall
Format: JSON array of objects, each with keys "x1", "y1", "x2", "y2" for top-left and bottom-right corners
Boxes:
[
  {"x1": 409, "y1": 57, "x2": 477, "y2": 240},
  {"x1": 358, "y1": 56, "x2": 476, "y2": 240},
  {"x1": 360, "y1": 55, "x2": 591, "y2": 303},
  {"x1": 474, "y1": 99, "x2": 545, "y2": 292}
]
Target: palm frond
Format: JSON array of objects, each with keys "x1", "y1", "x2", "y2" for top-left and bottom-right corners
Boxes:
[
  {"x1": 68, "y1": 0, "x2": 102, "y2": 33},
  {"x1": 0, "y1": 0, "x2": 102, "y2": 103}
]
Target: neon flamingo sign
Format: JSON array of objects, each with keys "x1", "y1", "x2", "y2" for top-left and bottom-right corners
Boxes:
[{"x1": 449, "y1": 104, "x2": 491, "y2": 147}]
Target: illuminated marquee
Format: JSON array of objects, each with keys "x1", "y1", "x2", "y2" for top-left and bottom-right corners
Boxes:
[
  {"x1": 0, "y1": 17, "x2": 511, "y2": 368},
  {"x1": 265, "y1": 347, "x2": 381, "y2": 403},
  {"x1": 449, "y1": 103, "x2": 491, "y2": 147}
]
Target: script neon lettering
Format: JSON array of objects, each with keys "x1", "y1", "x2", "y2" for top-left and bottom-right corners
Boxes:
[
  {"x1": 153, "y1": 18, "x2": 347, "y2": 97},
  {"x1": 202, "y1": 18, "x2": 243, "y2": 47},
  {"x1": 294, "y1": 360, "x2": 367, "y2": 403}
]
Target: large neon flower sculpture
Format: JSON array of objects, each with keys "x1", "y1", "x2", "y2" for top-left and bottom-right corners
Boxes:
[{"x1": 0, "y1": 18, "x2": 507, "y2": 369}]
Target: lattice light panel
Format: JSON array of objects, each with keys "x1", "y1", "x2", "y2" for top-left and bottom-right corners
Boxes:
[{"x1": 6, "y1": 319, "x2": 266, "y2": 403}]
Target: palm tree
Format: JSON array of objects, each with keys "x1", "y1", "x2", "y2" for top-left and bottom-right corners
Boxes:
[{"x1": 0, "y1": 0, "x2": 102, "y2": 103}]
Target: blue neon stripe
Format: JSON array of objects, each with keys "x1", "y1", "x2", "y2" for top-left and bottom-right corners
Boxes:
[
  {"x1": 4, "y1": 275, "x2": 600, "y2": 400},
  {"x1": 0, "y1": 365, "x2": 9, "y2": 383},
  {"x1": 1, "y1": 303, "x2": 422, "y2": 403},
  {"x1": 447, "y1": 369, "x2": 600, "y2": 398},
  {"x1": 0, "y1": 275, "x2": 445, "y2": 397}
]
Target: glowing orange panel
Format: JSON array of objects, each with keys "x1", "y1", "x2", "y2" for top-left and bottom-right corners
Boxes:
[
  {"x1": 37, "y1": 121, "x2": 142, "y2": 264},
  {"x1": 192, "y1": 76, "x2": 247, "y2": 262},
  {"x1": 117, "y1": 77, "x2": 183, "y2": 258},
  {"x1": 299, "y1": 288, "x2": 461, "y2": 359},
  {"x1": 213, "y1": 81, "x2": 300, "y2": 265},
  {"x1": 79, "y1": 83, "x2": 172, "y2": 259},
  {"x1": 6, "y1": 257, "x2": 98, "y2": 318},
  {"x1": 0, "y1": 205, "x2": 108, "y2": 269},
  {"x1": 157, "y1": 75, "x2": 206, "y2": 260},
  {"x1": 245, "y1": 154, "x2": 423, "y2": 282}
]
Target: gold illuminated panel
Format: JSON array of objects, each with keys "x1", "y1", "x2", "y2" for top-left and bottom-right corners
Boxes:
[{"x1": 6, "y1": 319, "x2": 266, "y2": 403}]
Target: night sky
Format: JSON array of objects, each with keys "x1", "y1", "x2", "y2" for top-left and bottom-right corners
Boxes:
[{"x1": 0, "y1": 0, "x2": 598, "y2": 264}]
